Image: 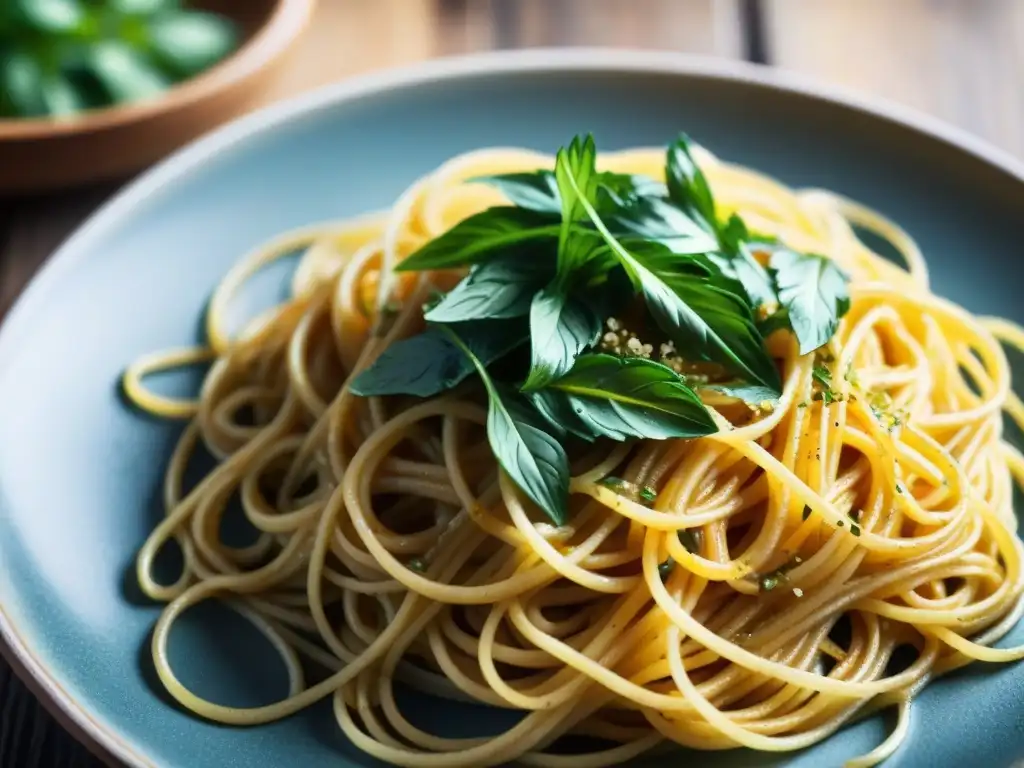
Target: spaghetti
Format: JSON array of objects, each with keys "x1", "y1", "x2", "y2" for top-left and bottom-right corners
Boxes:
[{"x1": 125, "y1": 142, "x2": 1024, "y2": 767}]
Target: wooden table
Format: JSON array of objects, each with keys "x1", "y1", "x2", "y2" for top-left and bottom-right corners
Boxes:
[{"x1": 2, "y1": 1, "x2": 1022, "y2": 765}]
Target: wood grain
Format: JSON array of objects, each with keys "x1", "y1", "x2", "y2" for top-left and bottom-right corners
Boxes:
[
  {"x1": 764, "y1": 0, "x2": 1024, "y2": 158},
  {"x1": 0, "y1": 3, "x2": 737, "y2": 767},
  {"x1": 265, "y1": 0, "x2": 742, "y2": 94}
]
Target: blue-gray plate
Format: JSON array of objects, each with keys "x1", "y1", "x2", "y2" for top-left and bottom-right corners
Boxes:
[{"x1": 2, "y1": 50, "x2": 1023, "y2": 768}]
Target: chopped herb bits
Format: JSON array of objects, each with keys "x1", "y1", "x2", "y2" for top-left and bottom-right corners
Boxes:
[
  {"x1": 678, "y1": 528, "x2": 703, "y2": 555},
  {"x1": 658, "y1": 558, "x2": 675, "y2": 581}
]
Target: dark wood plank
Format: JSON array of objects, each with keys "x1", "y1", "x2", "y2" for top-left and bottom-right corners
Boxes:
[
  {"x1": 0, "y1": 184, "x2": 117, "y2": 315},
  {"x1": 0, "y1": 3, "x2": 742, "y2": 767},
  {"x1": 764, "y1": 0, "x2": 1024, "y2": 158}
]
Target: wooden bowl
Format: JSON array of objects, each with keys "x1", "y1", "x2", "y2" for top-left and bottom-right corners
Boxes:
[{"x1": 0, "y1": 0, "x2": 316, "y2": 194}]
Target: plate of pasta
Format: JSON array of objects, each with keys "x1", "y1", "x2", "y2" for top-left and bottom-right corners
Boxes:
[{"x1": 2, "y1": 49, "x2": 1024, "y2": 768}]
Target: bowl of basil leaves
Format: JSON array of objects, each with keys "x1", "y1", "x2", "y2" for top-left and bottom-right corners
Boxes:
[{"x1": 0, "y1": 0, "x2": 315, "y2": 193}]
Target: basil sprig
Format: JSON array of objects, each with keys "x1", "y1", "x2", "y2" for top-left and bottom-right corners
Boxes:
[
  {"x1": 351, "y1": 132, "x2": 851, "y2": 524},
  {"x1": 349, "y1": 319, "x2": 525, "y2": 399},
  {"x1": 540, "y1": 353, "x2": 718, "y2": 440},
  {"x1": 1, "y1": 0, "x2": 238, "y2": 119},
  {"x1": 770, "y1": 249, "x2": 851, "y2": 354},
  {"x1": 442, "y1": 325, "x2": 572, "y2": 525},
  {"x1": 664, "y1": 135, "x2": 850, "y2": 352}
]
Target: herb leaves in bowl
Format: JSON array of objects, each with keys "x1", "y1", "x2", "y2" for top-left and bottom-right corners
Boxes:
[
  {"x1": 0, "y1": 0, "x2": 238, "y2": 119},
  {"x1": 351, "y1": 134, "x2": 851, "y2": 526}
]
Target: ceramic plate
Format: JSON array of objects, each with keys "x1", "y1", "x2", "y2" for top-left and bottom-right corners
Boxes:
[{"x1": 2, "y1": 50, "x2": 1024, "y2": 768}]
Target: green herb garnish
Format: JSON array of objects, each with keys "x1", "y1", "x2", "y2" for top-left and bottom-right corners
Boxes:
[
  {"x1": 425, "y1": 257, "x2": 550, "y2": 322},
  {"x1": 350, "y1": 320, "x2": 525, "y2": 398},
  {"x1": 658, "y1": 558, "x2": 675, "y2": 581},
  {"x1": 678, "y1": 528, "x2": 703, "y2": 554},
  {"x1": 771, "y1": 249, "x2": 851, "y2": 354},
  {"x1": 812, "y1": 365, "x2": 832, "y2": 387},
  {"x1": 397, "y1": 208, "x2": 559, "y2": 273},
  {"x1": 818, "y1": 388, "x2": 838, "y2": 406},
  {"x1": 540, "y1": 354, "x2": 717, "y2": 441},
  {"x1": 351, "y1": 132, "x2": 851, "y2": 525},
  {"x1": 596, "y1": 477, "x2": 666, "y2": 508},
  {"x1": 1, "y1": 0, "x2": 238, "y2": 119},
  {"x1": 811, "y1": 361, "x2": 841, "y2": 405},
  {"x1": 443, "y1": 325, "x2": 570, "y2": 525}
]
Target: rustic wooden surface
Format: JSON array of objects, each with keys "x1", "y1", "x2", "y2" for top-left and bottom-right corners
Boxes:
[
  {"x1": 1, "y1": 0, "x2": 1022, "y2": 765},
  {"x1": 764, "y1": 0, "x2": 1024, "y2": 158}
]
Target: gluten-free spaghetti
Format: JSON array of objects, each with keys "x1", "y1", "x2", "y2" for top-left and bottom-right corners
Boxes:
[{"x1": 124, "y1": 134, "x2": 1024, "y2": 767}]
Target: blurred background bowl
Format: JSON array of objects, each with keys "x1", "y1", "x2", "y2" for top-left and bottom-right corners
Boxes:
[{"x1": 0, "y1": 0, "x2": 316, "y2": 194}]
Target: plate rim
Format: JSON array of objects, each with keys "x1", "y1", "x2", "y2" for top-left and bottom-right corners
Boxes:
[{"x1": 3, "y1": 46, "x2": 1024, "y2": 768}]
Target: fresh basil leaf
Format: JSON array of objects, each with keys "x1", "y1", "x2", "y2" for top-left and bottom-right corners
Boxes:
[
  {"x1": 580, "y1": 261, "x2": 636, "y2": 319},
  {"x1": 471, "y1": 171, "x2": 562, "y2": 215},
  {"x1": 701, "y1": 251, "x2": 752, "y2": 300},
  {"x1": 349, "y1": 319, "x2": 525, "y2": 397},
  {"x1": 1, "y1": 52, "x2": 46, "y2": 116},
  {"x1": 425, "y1": 255, "x2": 552, "y2": 323},
  {"x1": 706, "y1": 247, "x2": 776, "y2": 310},
  {"x1": 549, "y1": 353, "x2": 717, "y2": 439},
  {"x1": 718, "y1": 213, "x2": 749, "y2": 251},
  {"x1": 61, "y1": 64, "x2": 109, "y2": 110},
  {"x1": 701, "y1": 382, "x2": 780, "y2": 406},
  {"x1": 527, "y1": 388, "x2": 595, "y2": 442},
  {"x1": 15, "y1": 0, "x2": 83, "y2": 33},
  {"x1": 597, "y1": 173, "x2": 666, "y2": 208},
  {"x1": 666, "y1": 278, "x2": 781, "y2": 392},
  {"x1": 812, "y1": 365, "x2": 832, "y2": 387},
  {"x1": 522, "y1": 282, "x2": 602, "y2": 390},
  {"x1": 714, "y1": 214, "x2": 777, "y2": 310},
  {"x1": 666, "y1": 133, "x2": 716, "y2": 231},
  {"x1": 486, "y1": 388, "x2": 570, "y2": 525},
  {"x1": 771, "y1": 249, "x2": 851, "y2": 354},
  {"x1": 148, "y1": 11, "x2": 238, "y2": 77},
  {"x1": 565, "y1": 177, "x2": 781, "y2": 393},
  {"x1": 442, "y1": 326, "x2": 569, "y2": 525},
  {"x1": 554, "y1": 134, "x2": 601, "y2": 275},
  {"x1": 39, "y1": 71, "x2": 88, "y2": 116},
  {"x1": 474, "y1": 169, "x2": 657, "y2": 218},
  {"x1": 87, "y1": 41, "x2": 168, "y2": 104},
  {"x1": 396, "y1": 207, "x2": 559, "y2": 272},
  {"x1": 611, "y1": 196, "x2": 719, "y2": 256},
  {"x1": 621, "y1": 237, "x2": 712, "y2": 281},
  {"x1": 110, "y1": 0, "x2": 180, "y2": 13}
]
